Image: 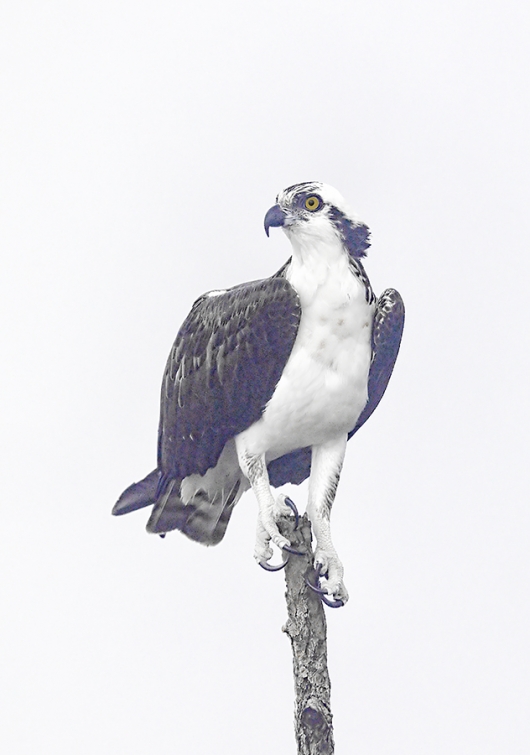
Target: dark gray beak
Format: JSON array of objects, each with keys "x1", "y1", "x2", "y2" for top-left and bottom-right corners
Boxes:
[{"x1": 264, "y1": 204, "x2": 286, "y2": 237}]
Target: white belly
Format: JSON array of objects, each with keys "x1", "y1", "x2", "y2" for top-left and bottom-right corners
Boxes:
[{"x1": 238, "y1": 255, "x2": 374, "y2": 460}]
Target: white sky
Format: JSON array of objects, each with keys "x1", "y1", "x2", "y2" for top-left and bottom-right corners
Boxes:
[{"x1": 1, "y1": 1, "x2": 529, "y2": 753}]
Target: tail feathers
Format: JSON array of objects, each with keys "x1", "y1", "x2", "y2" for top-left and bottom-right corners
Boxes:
[
  {"x1": 146, "y1": 481, "x2": 240, "y2": 546},
  {"x1": 112, "y1": 469, "x2": 160, "y2": 516}
]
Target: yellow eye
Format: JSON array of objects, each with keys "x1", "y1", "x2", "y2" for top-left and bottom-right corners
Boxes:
[{"x1": 305, "y1": 195, "x2": 321, "y2": 212}]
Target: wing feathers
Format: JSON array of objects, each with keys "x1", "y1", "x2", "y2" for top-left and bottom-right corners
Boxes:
[
  {"x1": 157, "y1": 275, "x2": 301, "y2": 480},
  {"x1": 349, "y1": 288, "x2": 405, "y2": 436}
]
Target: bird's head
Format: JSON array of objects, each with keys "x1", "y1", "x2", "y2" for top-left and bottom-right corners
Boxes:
[{"x1": 264, "y1": 182, "x2": 370, "y2": 260}]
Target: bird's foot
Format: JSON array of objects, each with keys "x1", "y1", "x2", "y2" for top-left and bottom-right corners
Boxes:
[
  {"x1": 272, "y1": 494, "x2": 300, "y2": 529},
  {"x1": 256, "y1": 496, "x2": 302, "y2": 571},
  {"x1": 306, "y1": 548, "x2": 348, "y2": 607},
  {"x1": 254, "y1": 534, "x2": 273, "y2": 563},
  {"x1": 260, "y1": 494, "x2": 300, "y2": 552}
]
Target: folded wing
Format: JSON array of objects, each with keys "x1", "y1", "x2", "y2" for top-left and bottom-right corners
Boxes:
[{"x1": 158, "y1": 275, "x2": 302, "y2": 480}]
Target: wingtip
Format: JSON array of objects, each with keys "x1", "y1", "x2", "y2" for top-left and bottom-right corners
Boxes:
[{"x1": 112, "y1": 469, "x2": 160, "y2": 517}]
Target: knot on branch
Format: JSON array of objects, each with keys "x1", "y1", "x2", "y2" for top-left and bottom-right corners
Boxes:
[
  {"x1": 299, "y1": 704, "x2": 333, "y2": 754},
  {"x1": 301, "y1": 705, "x2": 325, "y2": 728}
]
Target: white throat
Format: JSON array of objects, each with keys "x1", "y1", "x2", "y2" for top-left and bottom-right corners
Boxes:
[{"x1": 284, "y1": 225, "x2": 352, "y2": 306}]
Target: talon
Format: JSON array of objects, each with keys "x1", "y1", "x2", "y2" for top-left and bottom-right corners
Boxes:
[
  {"x1": 306, "y1": 576, "x2": 328, "y2": 595},
  {"x1": 320, "y1": 594, "x2": 345, "y2": 609},
  {"x1": 305, "y1": 565, "x2": 328, "y2": 595},
  {"x1": 305, "y1": 565, "x2": 345, "y2": 608},
  {"x1": 284, "y1": 496, "x2": 299, "y2": 530},
  {"x1": 258, "y1": 551, "x2": 289, "y2": 572}
]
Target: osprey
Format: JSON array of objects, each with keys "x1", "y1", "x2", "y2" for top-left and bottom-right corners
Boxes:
[{"x1": 113, "y1": 182, "x2": 404, "y2": 604}]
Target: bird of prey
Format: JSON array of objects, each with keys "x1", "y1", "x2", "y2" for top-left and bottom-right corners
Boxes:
[{"x1": 113, "y1": 182, "x2": 404, "y2": 604}]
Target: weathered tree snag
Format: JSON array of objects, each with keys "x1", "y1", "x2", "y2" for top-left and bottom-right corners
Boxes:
[{"x1": 278, "y1": 513, "x2": 334, "y2": 755}]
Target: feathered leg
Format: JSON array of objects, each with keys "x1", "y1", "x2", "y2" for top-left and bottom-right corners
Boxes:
[
  {"x1": 236, "y1": 445, "x2": 293, "y2": 562},
  {"x1": 307, "y1": 435, "x2": 349, "y2": 603}
]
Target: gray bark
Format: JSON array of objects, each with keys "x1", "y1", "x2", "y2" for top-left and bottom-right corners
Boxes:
[{"x1": 279, "y1": 514, "x2": 334, "y2": 755}]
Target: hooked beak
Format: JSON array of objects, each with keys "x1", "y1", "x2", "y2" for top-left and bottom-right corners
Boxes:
[{"x1": 264, "y1": 204, "x2": 287, "y2": 237}]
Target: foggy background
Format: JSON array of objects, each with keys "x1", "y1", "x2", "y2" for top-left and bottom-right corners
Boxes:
[{"x1": 1, "y1": 1, "x2": 529, "y2": 752}]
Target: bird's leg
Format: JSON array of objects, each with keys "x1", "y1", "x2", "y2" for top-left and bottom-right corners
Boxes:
[
  {"x1": 307, "y1": 435, "x2": 349, "y2": 603},
  {"x1": 236, "y1": 446, "x2": 292, "y2": 562}
]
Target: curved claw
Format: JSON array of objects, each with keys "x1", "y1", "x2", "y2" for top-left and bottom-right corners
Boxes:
[
  {"x1": 305, "y1": 565, "x2": 345, "y2": 608},
  {"x1": 258, "y1": 551, "x2": 289, "y2": 572},
  {"x1": 284, "y1": 496, "x2": 299, "y2": 530},
  {"x1": 258, "y1": 498, "x2": 302, "y2": 572},
  {"x1": 258, "y1": 540, "x2": 305, "y2": 572},
  {"x1": 305, "y1": 575, "x2": 328, "y2": 595},
  {"x1": 305, "y1": 565, "x2": 328, "y2": 595},
  {"x1": 320, "y1": 593, "x2": 345, "y2": 609}
]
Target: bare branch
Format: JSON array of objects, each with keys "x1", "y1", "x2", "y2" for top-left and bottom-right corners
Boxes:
[{"x1": 279, "y1": 514, "x2": 334, "y2": 755}]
